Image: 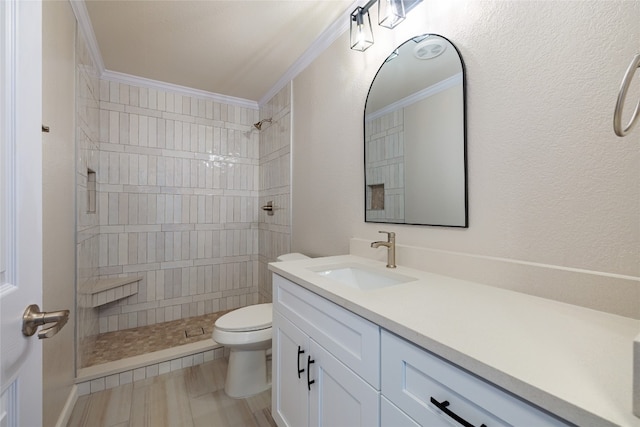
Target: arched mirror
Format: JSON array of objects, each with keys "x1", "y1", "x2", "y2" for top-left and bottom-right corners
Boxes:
[{"x1": 364, "y1": 34, "x2": 467, "y2": 227}]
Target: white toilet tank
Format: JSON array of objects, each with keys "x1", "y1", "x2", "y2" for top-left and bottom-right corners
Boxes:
[{"x1": 276, "y1": 253, "x2": 309, "y2": 262}]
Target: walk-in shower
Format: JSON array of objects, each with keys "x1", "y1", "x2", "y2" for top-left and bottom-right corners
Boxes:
[{"x1": 74, "y1": 34, "x2": 292, "y2": 392}]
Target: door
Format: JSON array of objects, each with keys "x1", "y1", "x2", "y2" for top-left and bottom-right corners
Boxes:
[
  {"x1": 272, "y1": 311, "x2": 310, "y2": 427},
  {"x1": 309, "y1": 340, "x2": 379, "y2": 427},
  {"x1": 0, "y1": 1, "x2": 43, "y2": 427}
]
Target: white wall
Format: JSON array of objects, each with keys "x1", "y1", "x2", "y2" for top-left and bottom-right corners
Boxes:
[
  {"x1": 292, "y1": 1, "x2": 640, "y2": 315},
  {"x1": 404, "y1": 87, "x2": 465, "y2": 225},
  {"x1": 42, "y1": 1, "x2": 76, "y2": 424}
]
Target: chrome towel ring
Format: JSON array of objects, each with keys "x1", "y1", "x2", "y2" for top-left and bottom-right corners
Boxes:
[{"x1": 614, "y1": 53, "x2": 640, "y2": 137}]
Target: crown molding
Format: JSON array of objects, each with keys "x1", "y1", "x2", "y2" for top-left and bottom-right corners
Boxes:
[
  {"x1": 69, "y1": 0, "x2": 105, "y2": 75},
  {"x1": 69, "y1": 0, "x2": 257, "y2": 109},
  {"x1": 365, "y1": 72, "x2": 463, "y2": 122},
  {"x1": 70, "y1": 0, "x2": 357, "y2": 109},
  {"x1": 258, "y1": 0, "x2": 358, "y2": 106},
  {"x1": 101, "y1": 70, "x2": 259, "y2": 110}
]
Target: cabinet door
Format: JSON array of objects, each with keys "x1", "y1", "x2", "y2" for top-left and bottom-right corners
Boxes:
[
  {"x1": 273, "y1": 311, "x2": 310, "y2": 427},
  {"x1": 273, "y1": 274, "x2": 380, "y2": 388},
  {"x1": 309, "y1": 340, "x2": 380, "y2": 427}
]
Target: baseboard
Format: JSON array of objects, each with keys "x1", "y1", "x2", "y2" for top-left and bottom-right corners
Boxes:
[{"x1": 55, "y1": 385, "x2": 78, "y2": 427}]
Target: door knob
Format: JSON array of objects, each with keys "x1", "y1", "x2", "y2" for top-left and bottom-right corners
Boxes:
[{"x1": 22, "y1": 304, "x2": 70, "y2": 339}]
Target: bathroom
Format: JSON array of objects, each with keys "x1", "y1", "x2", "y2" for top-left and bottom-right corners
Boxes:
[{"x1": 1, "y1": 0, "x2": 638, "y2": 426}]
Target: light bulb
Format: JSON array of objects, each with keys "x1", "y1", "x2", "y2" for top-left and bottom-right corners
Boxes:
[
  {"x1": 350, "y1": 6, "x2": 373, "y2": 51},
  {"x1": 357, "y1": 24, "x2": 365, "y2": 47}
]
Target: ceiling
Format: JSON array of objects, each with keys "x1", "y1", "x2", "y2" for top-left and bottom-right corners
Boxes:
[{"x1": 85, "y1": 0, "x2": 354, "y2": 103}]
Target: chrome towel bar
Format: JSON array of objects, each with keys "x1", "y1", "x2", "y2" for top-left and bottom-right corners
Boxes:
[{"x1": 614, "y1": 53, "x2": 640, "y2": 137}]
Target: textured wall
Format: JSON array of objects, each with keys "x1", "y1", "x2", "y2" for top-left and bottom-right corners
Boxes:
[
  {"x1": 258, "y1": 83, "x2": 292, "y2": 302},
  {"x1": 292, "y1": 1, "x2": 640, "y2": 313}
]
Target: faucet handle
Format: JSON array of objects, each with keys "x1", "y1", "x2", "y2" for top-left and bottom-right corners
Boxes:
[{"x1": 378, "y1": 230, "x2": 395, "y2": 241}]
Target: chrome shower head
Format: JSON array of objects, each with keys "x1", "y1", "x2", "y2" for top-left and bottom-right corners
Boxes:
[{"x1": 254, "y1": 118, "x2": 272, "y2": 130}]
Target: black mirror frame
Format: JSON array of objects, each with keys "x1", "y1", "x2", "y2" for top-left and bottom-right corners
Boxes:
[{"x1": 363, "y1": 33, "x2": 468, "y2": 228}]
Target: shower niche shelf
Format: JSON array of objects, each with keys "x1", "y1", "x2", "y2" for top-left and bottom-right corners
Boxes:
[{"x1": 82, "y1": 276, "x2": 142, "y2": 308}]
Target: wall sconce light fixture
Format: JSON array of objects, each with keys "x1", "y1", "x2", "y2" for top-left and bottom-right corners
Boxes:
[
  {"x1": 350, "y1": 0, "x2": 421, "y2": 52},
  {"x1": 378, "y1": 0, "x2": 405, "y2": 29},
  {"x1": 350, "y1": 6, "x2": 374, "y2": 51}
]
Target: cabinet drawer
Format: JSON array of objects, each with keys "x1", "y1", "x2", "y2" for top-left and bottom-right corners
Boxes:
[
  {"x1": 382, "y1": 331, "x2": 570, "y2": 427},
  {"x1": 381, "y1": 396, "x2": 423, "y2": 427},
  {"x1": 273, "y1": 274, "x2": 380, "y2": 389}
]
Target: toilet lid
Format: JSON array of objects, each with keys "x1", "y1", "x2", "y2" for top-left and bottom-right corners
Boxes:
[
  {"x1": 276, "y1": 253, "x2": 309, "y2": 262},
  {"x1": 215, "y1": 303, "x2": 273, "y2": 332}
]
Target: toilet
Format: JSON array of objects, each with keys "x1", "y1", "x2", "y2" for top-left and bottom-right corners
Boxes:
[{"x1": 212, "y1": 253, "x2": 309, "y2": 398}]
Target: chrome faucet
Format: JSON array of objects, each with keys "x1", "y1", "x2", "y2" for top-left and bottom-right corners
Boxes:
[{"x1": 371, "y1": 231, "x2": 396, "y2": 268}]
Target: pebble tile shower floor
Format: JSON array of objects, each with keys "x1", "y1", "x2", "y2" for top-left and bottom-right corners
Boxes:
[{"x1": 85, "y1": 311, "x2": 230, "y2": 367}]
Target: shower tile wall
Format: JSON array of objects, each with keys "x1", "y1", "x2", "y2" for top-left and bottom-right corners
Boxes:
[
  {"x1": 76, "y1": 29, "x2": 102, "y2": 369},
  {"x1": 365, "y1": 110, "x2": 405, "y2": 222},
  {"x1": 258, "y1": 84, "x2": 292, "y2": 302},
  {"x1": 95, "y1": 81, "x2": 260, "y2": 337}
]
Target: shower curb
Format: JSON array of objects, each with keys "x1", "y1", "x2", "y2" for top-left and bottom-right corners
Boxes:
[{"x1": 76, "y1": 340, "x2": 227, "y2": 396}]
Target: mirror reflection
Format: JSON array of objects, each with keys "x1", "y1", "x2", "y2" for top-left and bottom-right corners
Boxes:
[{"x1": 364, "y1": 34, "x2": 467, "y2": 227}]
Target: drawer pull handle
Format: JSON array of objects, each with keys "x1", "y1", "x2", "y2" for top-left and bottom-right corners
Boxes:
[
  {"x1": 297, "y1": 346, "x2": 305, "y2": 378},
  {"x1": 430, "y1": 397, "x2": 487, "y2": 427},
  {"x1": 307, "y1": 355, "x2": 315, "y2": 390}
]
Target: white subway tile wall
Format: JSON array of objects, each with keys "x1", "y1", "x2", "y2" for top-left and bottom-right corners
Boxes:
[
  {"x1": 93, "y1": 79, "x2": 261, "y2": 344},
  {"x1": 365, "y1": 110, "x2": 405, "y2": 222},
  {"x1": 258, "y1": 84, "x2": 292, "y2": 303}
]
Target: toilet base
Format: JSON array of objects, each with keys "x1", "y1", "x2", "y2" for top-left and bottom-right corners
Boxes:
[{"x1": 224, "y1": 348, "x2": 271, "y2": 398}]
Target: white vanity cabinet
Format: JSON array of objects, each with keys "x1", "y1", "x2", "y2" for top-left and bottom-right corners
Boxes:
[
  {"x1": 272, "y1": 272, "x2": 573, "y2": 427},
  {"x1": 272, "y1": 274, "x2": 380, "y2": 427},
  {"x1": 381, "y1": 331, "x2": 571, "y2": 427},
  {"x1": 269, "y1": 255, "x2": 636, "y2": 427}
]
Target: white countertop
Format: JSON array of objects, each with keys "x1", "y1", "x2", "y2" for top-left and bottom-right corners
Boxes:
[{"x1": 268, "y1": 255, "x2": 640, "y2": 427}]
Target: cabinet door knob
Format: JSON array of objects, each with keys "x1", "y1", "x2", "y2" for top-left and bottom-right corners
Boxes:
[
  {"x1": 297, "y1": 346, "x2": 305, "y2": 378},
  {"x1": 307, "y1": 355, "x2": 315, "y2": 391}
]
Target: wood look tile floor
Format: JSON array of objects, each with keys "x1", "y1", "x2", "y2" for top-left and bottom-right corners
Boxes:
[{"x1": 68, "y1": 358, "x2": 275, "y2": 427}]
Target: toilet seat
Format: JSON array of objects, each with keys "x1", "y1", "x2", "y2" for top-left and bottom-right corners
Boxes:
[
  {"x1": 212, "y1": 326, "x2": 272, "y2": 347},
  {"x1": 215, "y1": 303, "x2": 272, "y2": 332}
]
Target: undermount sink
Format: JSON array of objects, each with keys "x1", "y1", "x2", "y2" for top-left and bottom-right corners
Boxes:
[{"x1": 311, "y1": 264, "x2": 416, "y2": 291}]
